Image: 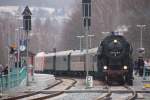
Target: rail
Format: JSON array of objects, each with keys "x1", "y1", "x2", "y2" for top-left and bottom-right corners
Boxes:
[
  {"x1": 5, "y1": 78, "x2": 77, "y2": 100},
  {"x1": 96, "y1": 86, "x2": 112, "y2": 100},
  {"x1": 124, "y1": 85, "x2": 137, "y2": 100}
]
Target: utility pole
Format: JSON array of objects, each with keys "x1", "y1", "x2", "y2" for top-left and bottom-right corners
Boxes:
[
  {"x1": 7, "y1": 29, "x2": 11, "y2": 89},
  {"x1": 7, "y1": 24, "x2": 11, "y2": 89},
  {"x1": 136, "y1": 25, "x2": 146, "y2": 48},
  {"x1": 76, "y1": 35, "x2": 85, "y2": 51}
]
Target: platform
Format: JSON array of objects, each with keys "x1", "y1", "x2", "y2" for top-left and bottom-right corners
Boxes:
[{"x1": 0, "y1": 74, "x2": 56, "y2": 99}]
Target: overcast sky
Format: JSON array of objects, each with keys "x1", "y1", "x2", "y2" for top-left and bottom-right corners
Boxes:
[{"x1": 0, "y1": 0, "x2": 75, "y2": 8}]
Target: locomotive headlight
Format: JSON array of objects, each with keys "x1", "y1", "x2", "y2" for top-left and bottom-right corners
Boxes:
[
  {"x1": 104, "y1": 66, "x2": 107, "y2": 70},
  {"x1": 113, "y1": 39, "x2": 118, "y2": 43},
  {"x1": 123, "y1": 65, "x2": 128, "y2": 70}
]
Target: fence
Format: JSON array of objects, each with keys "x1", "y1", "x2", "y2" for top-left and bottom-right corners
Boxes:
[
  {"x1": 0, "y1": 67, "x2": 27, "y2": 91},
  {"x1": 143, "y1": 67, "x2": 150, "y2": 81}
]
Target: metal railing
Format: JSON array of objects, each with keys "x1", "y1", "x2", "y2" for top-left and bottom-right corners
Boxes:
[
  {"x1": 143, "y1": 66, "x2": 150, "y2": 81},
  {"x1": 0, "y1": 67, "x2": 27, "y2": 91}
]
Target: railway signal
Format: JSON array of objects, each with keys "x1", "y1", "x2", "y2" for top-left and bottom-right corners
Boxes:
[
  {"x1": 82, "y1": 0, "x2": 92, "y2": 88},
  {"x1": 82, "y1": 0, "x2": 91, "y2": 28},
  {"x1": 22, "y1": 6, "x2": 32, "y2": 31},
  {"x1": 22, "y1": 5, "x2": 32, "y2": 86}
]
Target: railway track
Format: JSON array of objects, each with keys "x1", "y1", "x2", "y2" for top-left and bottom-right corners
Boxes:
[
  {"x1": 4, "y1": 78, "x2": 76, "y2": 100},
  {"x1": 3, "y1": 77, "x2": 140, "y2": 100},
  {"x1": 96, "y1": 85, "x2": 112, "y2": 100},
  {"x1": 96, "y1": 85, "x2": 137, "y2": 100},
  {"x1": 124, "y1": 85, "x2": 137, "y2": 100}
]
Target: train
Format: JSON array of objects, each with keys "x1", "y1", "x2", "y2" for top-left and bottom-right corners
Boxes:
[
  {"x1": 34, "y1": 33, "x2": 133, "y2": 85},
  {"x1": 34, "y1": 48, "x2": 98, "y2": 77},
  {"x1": 97, "y1": 34, "x2": 133, "y2": 85}
]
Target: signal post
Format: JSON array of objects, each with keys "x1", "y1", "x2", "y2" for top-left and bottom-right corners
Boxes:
[
  {"x1": 82, "y1": 0, "x2": 93, "y2": 88},
  {"x1": 22, "y1": 6, "x2": 32, "y2": 86}
]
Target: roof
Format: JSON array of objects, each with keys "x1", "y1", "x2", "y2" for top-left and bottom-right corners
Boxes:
[
  {"x1": 44, "y1": 53, "x2": 55, "y2": 57},
  {"x1": 71, "y1": 50, "x2": 86, "y2": 56},
  {"x1": 88, "y1": 47, "x2": 98, "y2": 54},
  {"x1": 35, "y1": 52, "x2": 46, "y2": 57},
  {"x1": 36, "y1": 47, "x2": 98, "y2": 57},
  {"x1": 55, "y1": 50, "x2": 72, "y2": 56}
]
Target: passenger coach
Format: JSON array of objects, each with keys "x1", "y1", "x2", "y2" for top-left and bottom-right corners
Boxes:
[{"x1": 34, "y1": 48, "x2": 98, "y2": 77}]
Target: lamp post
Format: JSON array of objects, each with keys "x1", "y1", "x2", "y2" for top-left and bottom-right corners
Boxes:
[
  {"x1": 76, "y1": 35, "x2": 85, "y2": 51},
  {"x1": 136, "y1": 25, "x2": 146, "y2": 48}
]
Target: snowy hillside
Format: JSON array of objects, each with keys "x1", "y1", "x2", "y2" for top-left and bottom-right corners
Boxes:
[{"x1": 0, "y1": 6, "x2": 72, "y2": 23}]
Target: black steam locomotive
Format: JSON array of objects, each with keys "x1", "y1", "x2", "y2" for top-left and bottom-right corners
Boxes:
[{"x1": 97, "y1": 34, "x2": 133, "y2": 85}]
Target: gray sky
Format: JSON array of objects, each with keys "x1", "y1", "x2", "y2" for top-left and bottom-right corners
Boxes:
[{"x1": 0, "y1": 0, "x2": 75, "y2": 8}]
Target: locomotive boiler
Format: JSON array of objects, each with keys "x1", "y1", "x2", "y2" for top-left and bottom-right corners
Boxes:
[{"x1": 97, "y1": 34, "x2": 133, "y2": 85}]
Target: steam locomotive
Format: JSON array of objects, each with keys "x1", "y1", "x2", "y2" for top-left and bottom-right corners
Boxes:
[
  {"x1": 34, "y1": 33, "x2": 133, "y2": 85},
  {"x1": 97, "y1": 34, "x2": 133, "y2": 85}
]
